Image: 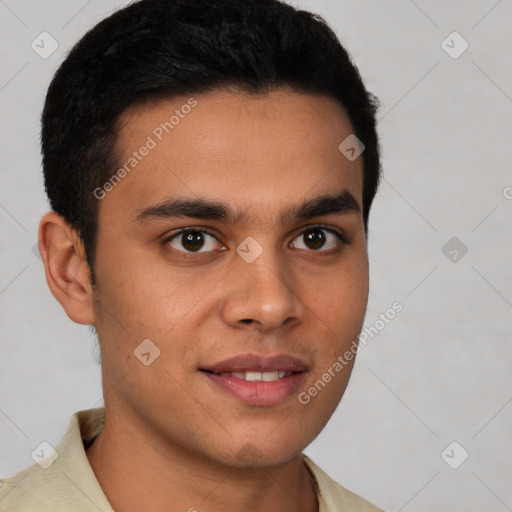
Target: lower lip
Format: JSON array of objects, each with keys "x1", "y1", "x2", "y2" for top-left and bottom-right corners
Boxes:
[{"x1": 201, "y1": 371, "x2": 306, "y2": 406}]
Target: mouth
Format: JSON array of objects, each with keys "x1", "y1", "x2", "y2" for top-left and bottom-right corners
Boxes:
[
  {"x1": 209, "y1": 370, "x2": 293, "y2": 381},
  {"x1": 200, "y1": 354, "x2": 308, "y2": 406}
]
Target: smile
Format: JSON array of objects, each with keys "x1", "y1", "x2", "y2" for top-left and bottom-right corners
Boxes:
[
  {"x1": 216, "y1": 370, "x2": 292, "y2": 381},
  {"x1": 200, "y1": 353, "x2": 309, "y2": 406}
]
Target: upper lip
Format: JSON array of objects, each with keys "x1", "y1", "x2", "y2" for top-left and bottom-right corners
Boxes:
[{"x1": 201, "y1": 354, "x2": 308, "y2": 373}]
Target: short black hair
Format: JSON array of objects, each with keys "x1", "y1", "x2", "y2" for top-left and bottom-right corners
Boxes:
[{"x1": 41, "y1": 0, "x2": 380, "y2": 281}]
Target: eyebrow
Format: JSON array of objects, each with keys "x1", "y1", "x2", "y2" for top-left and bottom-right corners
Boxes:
[{"x1": 134, "y1": 190, "x2": 361, "y2": 225}]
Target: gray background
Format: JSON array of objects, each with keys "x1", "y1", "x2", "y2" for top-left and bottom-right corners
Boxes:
[{"x1": 1, "y1": 1, "x2": 511, "y2": 511}]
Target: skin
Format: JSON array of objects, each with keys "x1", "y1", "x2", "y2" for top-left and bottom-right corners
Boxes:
[{"x1": 39, "y1": 88, "x2": 369, "y2": 512}]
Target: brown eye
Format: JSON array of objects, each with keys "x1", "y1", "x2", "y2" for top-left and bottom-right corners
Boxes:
[
  {"x1": 167, "y1": 230, "x2": 221, "y2": 253},
  {"x1": 291, "y1": 227, "x2": 343, "y2": 251},
  {"x1": 182, "y1": 231, "x2": 205, "y2": 252},
  {"x1": 303, "y1": 229, "x2": 326, "y2": 250}
]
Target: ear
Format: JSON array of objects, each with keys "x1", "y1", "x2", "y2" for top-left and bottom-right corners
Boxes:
[{"x1": 38, "y1": 211, "x2": 95, "y2": 325}]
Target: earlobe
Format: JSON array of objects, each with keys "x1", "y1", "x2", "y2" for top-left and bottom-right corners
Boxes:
[{"x1": 38, "y1": 211, "x2": 95, "y2": 325}]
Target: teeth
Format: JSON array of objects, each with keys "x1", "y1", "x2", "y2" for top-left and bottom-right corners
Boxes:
[
  {"x1": 219, "y1": 371, "x2": 290, "y2": 381},
  {"x1": 262, "y1": 371, "x2": 279, "y2": 382}
]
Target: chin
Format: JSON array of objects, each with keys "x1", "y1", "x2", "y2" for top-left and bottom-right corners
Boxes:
[{"x1": 213, "y1": 431, "x2": 312, "y2": 470}]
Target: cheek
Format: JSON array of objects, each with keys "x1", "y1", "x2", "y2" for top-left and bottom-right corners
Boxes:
[
  {"x1": 300, "y1": 250, "x2": 369, "y2": 404},
  {"x1": 91, "y1": 248, "x2": 225, "y2": 382},
  {"x1": 93, "y1": 248, "x2": 192, "y2": 332},
  {"x1": 304, "y1": 253, "x2": 369, "y2": 333},
  {"x1": 297, "y1": 262, "x2": 368, "y2": 425}
]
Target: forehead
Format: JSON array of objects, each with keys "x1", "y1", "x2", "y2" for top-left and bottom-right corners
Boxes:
[{"x1": 101, "y1": 89, "x2": 363, "y2": 223}]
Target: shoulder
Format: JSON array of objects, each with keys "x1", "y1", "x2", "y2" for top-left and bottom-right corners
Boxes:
[
  {"x1": 303, "y1": 456, "x2": 384, "y2": 512},
  {"x1": 0, "y1": 408, "x2": 112, "y2": 512},
  {"x1": 0, "y1": 461, "x2": 60, "y2": 511}
]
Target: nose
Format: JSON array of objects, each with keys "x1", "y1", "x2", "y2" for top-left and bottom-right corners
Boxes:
[{"x1": 220, "y1": 251, "x2": 304, "y2": 334}]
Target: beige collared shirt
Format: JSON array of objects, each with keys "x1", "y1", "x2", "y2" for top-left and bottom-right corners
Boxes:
[{"x1": 0, "y1": 408, "x2": 382, "y2": 511}]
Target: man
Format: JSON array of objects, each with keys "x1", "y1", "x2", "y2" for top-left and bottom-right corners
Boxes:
[{"x1": 0, "y1": 0, "x2": 383, "y2": 510}]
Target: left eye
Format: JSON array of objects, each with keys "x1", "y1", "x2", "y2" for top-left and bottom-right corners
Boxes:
[
  {"x1": 291, "y1": 227, "x2": 341, "y2": 251},
  {"x1": 167, "y1": 230, "x2": 222, "y2": 253}
]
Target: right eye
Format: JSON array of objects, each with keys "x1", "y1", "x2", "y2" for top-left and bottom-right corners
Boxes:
[{"x1": 166, "y1": 229, "x2": 225, "y2": 253}]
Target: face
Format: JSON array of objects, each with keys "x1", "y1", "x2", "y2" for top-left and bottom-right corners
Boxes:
[{"x1": 91, "y1": 88, "x2": 368, "y2": 467}]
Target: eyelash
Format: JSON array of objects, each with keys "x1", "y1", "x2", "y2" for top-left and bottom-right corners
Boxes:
[{"x1": 161, "y1": 224, "x2": 350, "y2": 255}]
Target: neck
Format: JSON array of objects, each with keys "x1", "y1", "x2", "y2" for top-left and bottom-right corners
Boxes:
[{"x1": 85, "y1": 406, "x2": 319, "y2": 512}]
